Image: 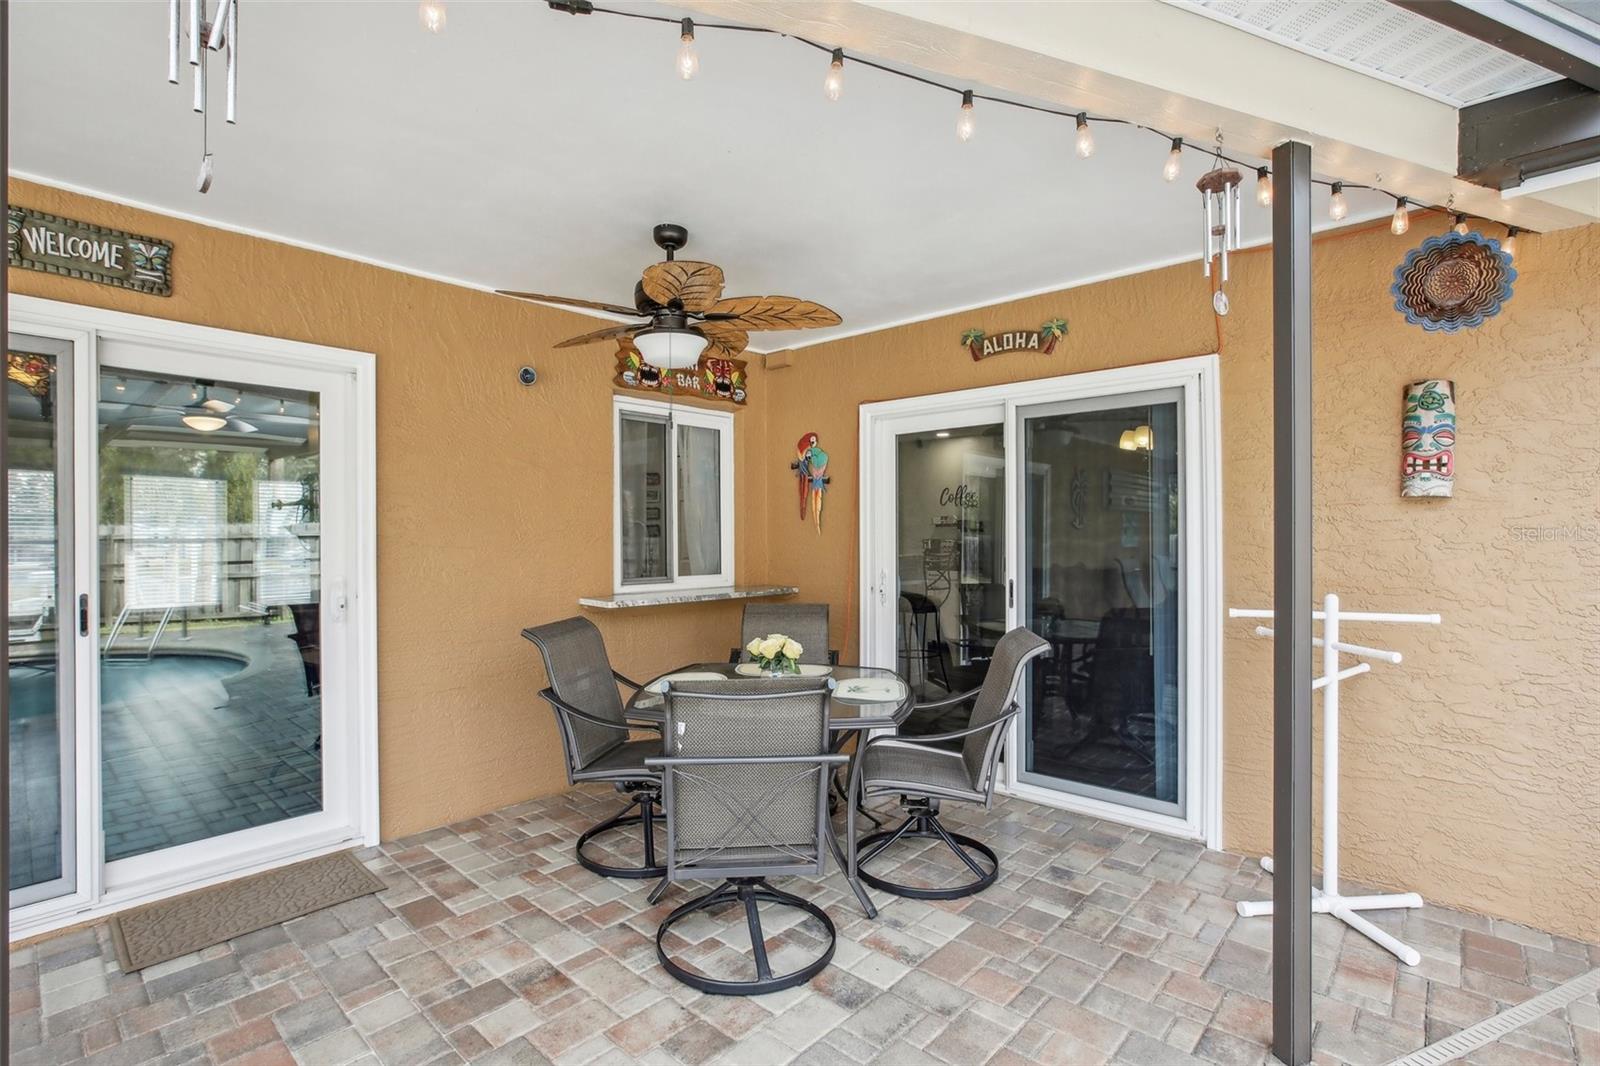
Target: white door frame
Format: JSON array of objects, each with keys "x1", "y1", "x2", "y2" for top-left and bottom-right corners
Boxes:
[
  {"x1": 858, "y1": 355, "x2": 1223, "y2": 847},
  {"x1": 7, "y1": 295, "x2": 380, "y2": 940}
]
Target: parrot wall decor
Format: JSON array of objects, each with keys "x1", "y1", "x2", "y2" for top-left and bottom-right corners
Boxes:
[{"x1": 791, "y1": 432, "x2": 830, "y2": 532}]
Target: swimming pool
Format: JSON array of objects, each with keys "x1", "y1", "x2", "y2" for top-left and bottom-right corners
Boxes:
[{"x1": 7, "y1": 652, "x2": 246, "y2": 718}]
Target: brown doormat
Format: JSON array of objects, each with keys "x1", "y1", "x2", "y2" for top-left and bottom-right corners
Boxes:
[{"x1": 109, "y1": 850, "x2": 386, "y2": 972}]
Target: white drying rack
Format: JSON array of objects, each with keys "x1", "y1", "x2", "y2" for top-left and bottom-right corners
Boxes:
[{"x1": 1229, "y1": 594, "x2": 1442, "y2": 966}]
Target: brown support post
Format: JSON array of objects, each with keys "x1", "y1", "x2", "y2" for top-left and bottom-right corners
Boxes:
[{"x1": 1271, "y1": 137, "x2": 1314, "y2": 1066}]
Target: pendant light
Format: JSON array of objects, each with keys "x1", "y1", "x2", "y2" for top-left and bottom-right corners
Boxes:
[
  {"x1": 1328, "y1": 182, "x2": 1349, "y2": 221},
  {"x1": 676, "y1": 18, "x2": 698, "y2": 80},
  {"x1": 824, "y1": 49, "x2": 844, "y2": 102},
  {"x1": 1074, "y1": 113, "x2": 1094, "y2": 158},
  {"x1": 1390, "y1": 197, "x2": 1410, "y2": 235},
  {"x1": 1162, "y1": 138, "x2": 1183, "y2": 182},
  {"x1": 956, "y1": 90, "x2": 975, "y2": 142},
  {"x1": 1255, "y1": 167, "x2": 1272, "y2": 207}
]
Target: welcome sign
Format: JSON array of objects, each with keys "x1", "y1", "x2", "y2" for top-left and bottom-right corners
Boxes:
[{"x1": 7, "y1": 207, "x2": 173, "y2": 296}]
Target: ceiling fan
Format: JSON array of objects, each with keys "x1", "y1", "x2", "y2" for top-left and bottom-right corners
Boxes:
[
  {"x1": 113, "y1": 382, "x2": 261, "y2": 434},
  {"x1": 496, "y1": 223, "x2": 842, "y2": 369}
]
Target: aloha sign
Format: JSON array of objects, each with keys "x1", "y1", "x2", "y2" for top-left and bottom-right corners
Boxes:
[
  {"x1": 960, "y1": 319, "x2": 1067, "y2": 361},
  {"x1": 7, "y1": 206, "x2": 173, "y2": 296}
]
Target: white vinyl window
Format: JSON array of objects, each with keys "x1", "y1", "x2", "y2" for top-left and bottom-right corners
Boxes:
[{"x1": 614, "y1": 397, "x2": 734, "y2": 592}]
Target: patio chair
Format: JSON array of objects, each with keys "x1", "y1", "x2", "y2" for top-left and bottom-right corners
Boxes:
[
  {"x1": 522, "y1": 616, "x2": 665, "y2": 880},
  {"x1": 286, "y1": 602, "x2": 321, "y2": 697},
  {"x1": 728, "y1": 602, "x2": 839, "y2": 666},
  {"x1": 848, "y1": 626, "x2": 1050, "y2": 900},
  {"x1": 647, "y1": 677, "x2": 846, "y2": 995}
]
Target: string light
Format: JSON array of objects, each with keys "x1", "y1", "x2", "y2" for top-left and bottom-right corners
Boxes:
[
  {"x1": 824, "y1": 48, "x2": 844, "y2": 102},
  {"x1": 1162, "y1": 138, "x2": 1183, "y2": 182},
  {"x1": 1390, "y1": 196, "x2": 1410, "y2": 235},
  {"x1": 531, "y1": 0, "x2": 1523, "y2": 268},
  {"x1": 676, "y1": 18, "x2": 698, "y2": 80},
  {"x1": 1328, "y1": 182, "x2": 1349, "y2": 222},
  {"x1": 1503, "y1": 226, "x2": 1518, "y2": 260},
  {"x1": 1074, "y1": 113, "x2": 1094, "y2": 159},
  {"x1": 418, "y1": 1, "x2": 446, "y2": 33}
]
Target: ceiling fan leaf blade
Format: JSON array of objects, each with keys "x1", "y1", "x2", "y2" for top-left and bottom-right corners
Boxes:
[
  {"x1": 554, "y1": 323, "x2": 641, "y2": 348},
  {"x1": 229, "y1": 418, "x2": 259, "y2": 434},
  {"x1": 496, "y1": 290, "x2": 641, "y2": 317},
  {"x1": 705, "y1": 296, "x2": 841, "y2": 330},
  {"x1": 704, "y1": 332, "x2": 750, "y2": 361},
  {"x1": 641, "y1": 261, "x2": 726, "y2": 312}
]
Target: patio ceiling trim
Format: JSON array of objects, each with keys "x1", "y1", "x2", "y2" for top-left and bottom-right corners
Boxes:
[
  {"x1": 1388, "y1": 0, "x2": 1600, "y2": 92},
  {"x1": 674, "y1": 0, "x2": 1598, "y2": 231}
]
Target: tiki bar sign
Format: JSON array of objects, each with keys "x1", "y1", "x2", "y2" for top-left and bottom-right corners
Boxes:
[
  {"x1": 7, "y1": 207, "x2": 173, "y2": 296},
  {"x1": 615, "y1": 347, "x2": 748, "y2": 406},
  {"x1": 961, "y1": 319, "x2": 1067, "y2": 361}
]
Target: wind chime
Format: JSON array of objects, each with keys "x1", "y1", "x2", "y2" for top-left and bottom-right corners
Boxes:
[
  {"x1": 166, "y1": 0, "x2": 240, "y2": 193},
  {"x1": 1196, "y1": 160, "x2": 1243, "y2": 315}
]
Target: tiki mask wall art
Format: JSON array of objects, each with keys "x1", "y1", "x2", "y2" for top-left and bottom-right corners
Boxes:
[{"x1": 1401, "y1": 380, "x2": 1455, "y2": 498}]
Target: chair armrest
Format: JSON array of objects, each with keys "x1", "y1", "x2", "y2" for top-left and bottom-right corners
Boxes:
[
  {"x1": 864, "y1": 704, "x2": 1020, "y2": 748},
  {"x1": 611, "y1": 670, "x2": 646, "y2": 691},
  {"x1": 645, "y1": 753, "x2": 849, "y2": 769},
  {"x1": 540, "y1": 688, "x2": 663, "y2": 734},
  {"x1": 912, "y1": 687, "x2": 981, "y2": 711}
]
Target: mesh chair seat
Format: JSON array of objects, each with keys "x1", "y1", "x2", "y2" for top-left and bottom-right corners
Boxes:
[
  {"x1": 860, "y1": 742, "x2": 983, "y2": 802},
  {"x1": 524, "y1": 616, "x2": 666, "y2": 880},
  {"x1": 574, "y1": 738, "x2": 664, "y2": 782},
  {"x1": 849, "y1": 627, "x2": 1051, "y2": 903}
]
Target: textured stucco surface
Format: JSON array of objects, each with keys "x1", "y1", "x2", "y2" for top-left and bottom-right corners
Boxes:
[
  {"x1": 755, "y1": 218, "x2": 1600, "y2": 942},
  {"x1": 9, "y1": 177, "x2": 1596, "y2": 940},
  {"x1": 6, "y1": 178, "x2": 772, "y2": 845}
]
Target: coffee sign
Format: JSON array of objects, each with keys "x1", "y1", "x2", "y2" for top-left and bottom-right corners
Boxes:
[
  {"x1": 7, "y1": 207, "x2": 173, "y2": 296},
  {"x1": 960, "y1": 319, "x2": 1067, "y2": 361}
]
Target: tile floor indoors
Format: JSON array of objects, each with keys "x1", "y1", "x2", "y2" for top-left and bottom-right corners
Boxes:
[{"x1": 9, "y1": 785, "x2": 1598, "y2": 1066}]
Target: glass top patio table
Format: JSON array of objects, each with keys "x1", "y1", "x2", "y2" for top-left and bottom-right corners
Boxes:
[{"x1": 626, "y1": 663, "x2": 914, "y2": 732}]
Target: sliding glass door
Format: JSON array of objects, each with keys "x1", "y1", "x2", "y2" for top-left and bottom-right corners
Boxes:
[
  {"x1": 7, "y1": 329, "x2": 82, "y2": 908},
  {"x1": 7, "y1": 296, "x2": 376, "y2": 939},
  {"x1": 859, "y1": 360, "x2": 1219, "y2": 842},
  {"x1": 1015, "y1": 390, "x2": 1184, "y2": 818}
]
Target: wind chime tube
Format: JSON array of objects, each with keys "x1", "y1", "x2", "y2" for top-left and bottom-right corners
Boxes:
[
  {"x1": 1202, "y1": 190, "x2": 1213, "y2": 277},
  {"x1": 168, "y1": 0, "x2": 181, "y2": 82},
  {"x1": 225, "y1": 0, "x2": 237, "y2": 124},
  {"x1": 193, "y1": 36, "x2": 206, "y2": 113},
  {"x1": 1232, "y1": 179, "x2": 1242, "y2": 251},
  {"x1": 188, "y1": 0, "x2": 202, "y2": 66},
  {"x1": 1221, "y1": 192, "x2": 1230, "y2": 283},
  {"x1": 206, "y1": 0, "x2": 228, "y2": 51}
]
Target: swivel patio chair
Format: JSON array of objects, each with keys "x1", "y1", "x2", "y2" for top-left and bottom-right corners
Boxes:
[
  {"x1": 728, "y1": 602, "x2": 839, "y2": 666},
  {"x1": 646, "y1": 677, "x2": 846, "y2": 995},
  {"x1": 848, "y1": 626, "x2": 1050, "y2": 900},
  {"x1": 522, "y1": 616, "x2": 665, "y2": 880}
]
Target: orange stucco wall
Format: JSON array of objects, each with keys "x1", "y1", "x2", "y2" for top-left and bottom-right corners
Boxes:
[
  {"x1": 8, "y1": 176, "x2": 1597, "y2": 940},
  {"x1": 6, "y1": 177, "x2": 772, "y2": 844},
  {"x1": 758, "y1": 216, "x2": 1600, "y2": 942}
]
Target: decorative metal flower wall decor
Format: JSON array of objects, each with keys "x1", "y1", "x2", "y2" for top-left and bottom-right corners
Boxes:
[{"x1": 1392, "y1": 232, "x2": 1515, "y2": 333}]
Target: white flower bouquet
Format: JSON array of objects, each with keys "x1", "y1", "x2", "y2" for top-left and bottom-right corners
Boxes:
[{"x1": 745, "y1": 633, "x2": 805, "y2": 675}]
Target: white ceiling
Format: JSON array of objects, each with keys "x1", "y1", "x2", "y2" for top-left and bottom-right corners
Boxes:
[
  {"x1": 9, "y1": 0, "x2": 1396, "y2": 352},
  {"x1": 1173, "y1": 0, "x2": 1563, "y2": 107}
]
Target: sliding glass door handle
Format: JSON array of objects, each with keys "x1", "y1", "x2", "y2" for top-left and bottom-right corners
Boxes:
[{"x1": 79, "y1": 594, "x2": 90, "y2": 637}]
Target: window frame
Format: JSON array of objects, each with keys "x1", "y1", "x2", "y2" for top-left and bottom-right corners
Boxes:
[{"x1": 612, "y1": 396, "x2": 735, "y2": 594}]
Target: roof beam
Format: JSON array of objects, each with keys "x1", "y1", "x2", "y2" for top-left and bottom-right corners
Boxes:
[
  {"x1": 1458, "y1": 79, "x2": 1600, "y2": 191},
  {"x1": 1389, "y1": 0, "x2": 1600, "y2": 92}
]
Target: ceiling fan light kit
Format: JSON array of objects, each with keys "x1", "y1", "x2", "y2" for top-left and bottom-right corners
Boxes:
[{"x1": 497, "y1": 222, "x2": 841, "y2": 375}]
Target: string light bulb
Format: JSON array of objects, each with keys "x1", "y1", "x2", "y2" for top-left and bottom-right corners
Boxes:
[
  {"x1": 1503, "y1": 227, "x2": 1518, "y2": 260},
  {"x1": 1074, "y1": 113, "x2": 1094, "y2": 158},
  {"x1": 1390, "y1": 196, "x2": 1410, "y2": 235},
  {"x1": 956, "y1": 90, "x2": 975, "y2": 142},
  {"x1": 418, "y1": 1, "x2": 446, "y2": 33},
  {"x1": 1453, "y1": 214, "x2": 1470, "y2": 235},
  {"x1": 676, "y1": 18, "x2": 698, "y2": 80},
  {"x1": 1162, "y1": 138, "x2": 1183, "y2": 182},
  {"x1": 1255, "y1": 166, "x2": 1272, "y2": 207},
  {"x1": 824, "y1": 48, "x2": 844, "y2": 102},
  {"x1": 1328, "y1": 182, "x2": 1349, "y2": 221}
]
